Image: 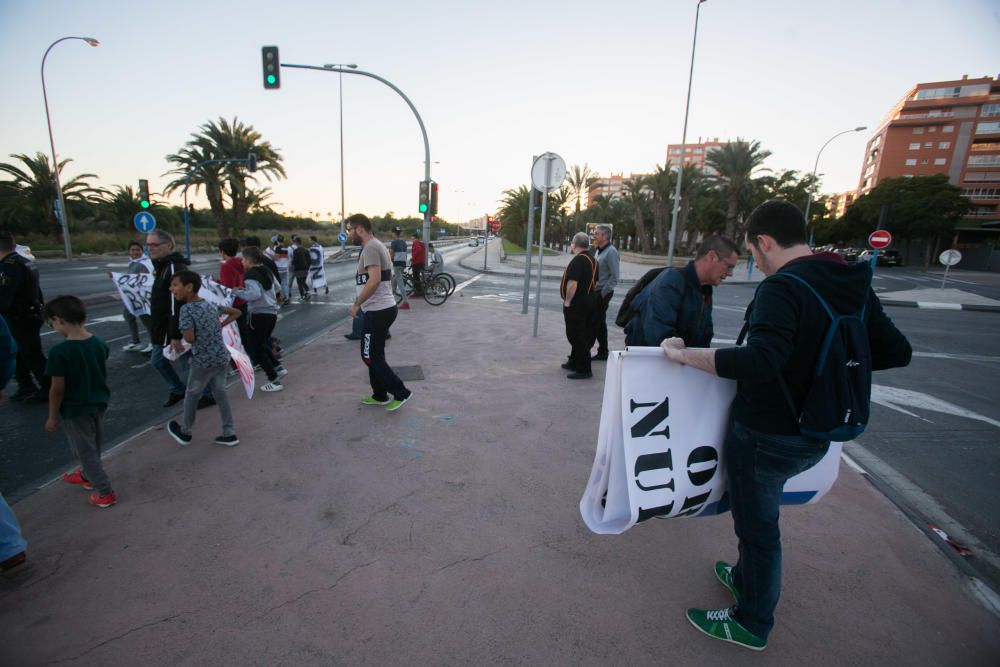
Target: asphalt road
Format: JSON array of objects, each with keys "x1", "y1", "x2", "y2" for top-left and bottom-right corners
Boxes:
[{"x1": 4, "y1": 245, "x2": 999, "y2": 595}]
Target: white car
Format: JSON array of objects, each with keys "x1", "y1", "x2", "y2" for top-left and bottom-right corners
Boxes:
[{"x1": 467, "y1": 238, "x2": 479, "y2": 247}]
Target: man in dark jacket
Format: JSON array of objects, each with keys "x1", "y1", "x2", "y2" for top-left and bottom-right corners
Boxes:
[
  {"x1": 0, "y1": 230, "x2": 48, "y2": 401},
  {"x1": 624, "y1": 235, "x2": 739, "y2": 347},
  {"x1": 662, "y1": 200, "x2": 912, "y2": 651},
  {"x1": 290, "y1": 235, "x2": 311, "y2": 302},
  {"x1": 146, "y1": 230, "x2": 212, "y2": 408},
  {"x1": 561, "y1": 232, "x2": 599, "y2": 379}
]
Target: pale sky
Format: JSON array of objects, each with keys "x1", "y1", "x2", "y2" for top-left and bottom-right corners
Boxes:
[{"x1": 1, "y1": 0, "x2": 998, "y2": 225}]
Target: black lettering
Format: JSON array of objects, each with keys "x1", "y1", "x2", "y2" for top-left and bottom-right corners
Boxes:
[
  {"x1": 686, "y1": 446, "x2": 719, "y2": 487},
  {"x1": 629, "y1": 396, "x2": 670, "y2": 440},
  {"x1": 675, "y1": 491, "x2": 711, "y2": 517},
  {"x1": 633, "y1": 451, "x2": 675, "y2": 492},
  {"x1": 637, "y1": 502, "x2": 675, "y2": 523}
]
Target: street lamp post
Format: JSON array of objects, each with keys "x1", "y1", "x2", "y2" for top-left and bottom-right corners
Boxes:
[
  {"x1": 324, "y1": 63, "x2": 358, "y2": 235},
  {"x1": 666, "y1": 0, "x2": 706, "y2": 268},
  {"x1": 41, "y1": 36, "x2": 100, "y2": 260},
  {"x1": 803, "y1": 126, "x2": 867, "y2": 239}
]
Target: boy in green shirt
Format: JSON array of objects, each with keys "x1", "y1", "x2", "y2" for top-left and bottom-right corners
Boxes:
[{"x1": 43, "y1": 296, "x2": 115, "y2": 508}]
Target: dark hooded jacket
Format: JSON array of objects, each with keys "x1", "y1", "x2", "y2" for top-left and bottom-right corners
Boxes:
[
  {"x1": 715, "y1": 253, "x2": 911, "y2": 436},
  {"x1": 149, "y1": 251, "x2": 190, "y2": 345}
]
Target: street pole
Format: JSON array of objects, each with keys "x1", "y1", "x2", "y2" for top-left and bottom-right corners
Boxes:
[
  {"x1": 41, "y1": 36, "x2": 100, "y2": 260},
  {"x1": 804, "y1": 125, "x2": 867, "y2": 242},
  {"x1": 533, "y1": 157, "x2": 554, "y2": 338},
  {"x1": 522, "y1": 162, "x2": 538, "y2": 314},
  {"x1": 325, "y1": 63, "x2": 358, "y2": 235},
  {"x1": 666, "y1": 0, "x2": 705, "y2": 269}
]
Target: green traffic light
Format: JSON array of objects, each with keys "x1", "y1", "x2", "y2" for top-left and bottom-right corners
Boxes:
[
  {"x1": 267, "y1": 74, "x2": 276, "y2": 85},
  {"x1": 419, "y1": 204, "x2": 428, "y2": 213},
  {"x1": 140, "y1": 201, "x2": 150, "y2": 209}
]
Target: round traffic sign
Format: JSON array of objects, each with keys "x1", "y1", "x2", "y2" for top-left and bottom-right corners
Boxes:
[
  {"x1": 868, "y1": 230, "x2": 892, "y2": 249},
  {"x1": 938, "y1": 249, "x2": 962, "y2": 267},
  {"x1": 337, "y1": 231, "x2": 348, "y2": 244},
  {"x1": 530, "y1": 152, "x2": 567, "y2": 193},
  {"x1": 133, "y1": 211, "x2": 156, "y2": 233}
]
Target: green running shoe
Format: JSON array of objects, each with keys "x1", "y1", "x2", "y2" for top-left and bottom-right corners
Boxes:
[
  {"x1": 360, "y1": 396, "x2": 391, "y2": 406},
  {"x1": 715, "y1": 560, "x2": 740, "y2": 604},
  {"x1": 686, "y1": 607, "x2": 766, "y2": 651},
  {"x1": 385, "y1": 393, "x2": 412, "y2": 412}
]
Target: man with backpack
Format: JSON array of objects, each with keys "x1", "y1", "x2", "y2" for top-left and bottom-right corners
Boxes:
[
  {"x1": 622, "y1": 235, "x2": 739, "y2": 348},
  {"x1": 660, "y1": 200, "x2": 912, "y2": 651}
]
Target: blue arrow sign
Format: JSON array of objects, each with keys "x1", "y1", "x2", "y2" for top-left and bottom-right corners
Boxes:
[
  {"x1": 133, "y1": 211, "x2": 157, "y2": 233},
  {"x1": 338, "y1": 231, "x2": 347, "y2": 244}
]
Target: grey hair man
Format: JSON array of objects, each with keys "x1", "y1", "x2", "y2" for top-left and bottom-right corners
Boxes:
[
  {"x1": 560, "y1": 232, "x2": 599, "y2": 379},
  {"x1": 591, "y1": 224, "x2": 620, "y2": 361}
]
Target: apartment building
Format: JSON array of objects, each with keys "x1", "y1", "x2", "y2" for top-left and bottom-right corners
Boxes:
[
  {"x1": 823, "y1": 190, "x2": 857, "y2": 220},
  {"x1": 665, "y1": 137, "x2": 725, "y2": 175}
]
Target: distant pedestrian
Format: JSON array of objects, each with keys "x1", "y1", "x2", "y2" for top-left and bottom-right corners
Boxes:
[
  {"x1": 232, "y1": 247, "x2": 286, "y2": 392},
  {"x1": 428, "y1": 243, "x2": 444, "y2": 275},
  {"x1": 348, "y1": 214, "x2": 412, "y2": 410},
  {"x1": 624, "y1": 235, "x2": 739, "y2": 348},
  {"x1": 591, "y1": 225, "x2": 619, "y2": 361},
  {"x1": 410, "y1": 232, "x2": 426, "y2": 294},
  {"x1": 0, "y1": 313, "x2": 28, "y2": 570},
  {"x1": 165, "y1": 271, "x2": 242, "y2": 447},
  {"x1": 42, "y1": 296, "x2": 116, "y2": 509},
  {"x1": 389, "y1": 227, "x2": 408, "y2": 300},
  {"x1": 661, "y1": 200, "x2": 912, "y2": 651},
  {"x1": 0, "y1": 229, "x2": 49, "y2": 402},
  {"x1": 266, "y1": 235, "x2": 292, "y2": 303},
  {"x1": 218, "y1": 237, "x2": 249, "y2": 358},
  {"x1": 290, "y1": 235, "x2": 311, "y2": 302},
  {"x1": 121, "y1": 240, "x2": 155, "y2": 353},
  {"x1": 146, "y1": 229, "x2": 213, "y2": 409},
  {"x1": 561, "y1": 232, "x2": 599, "y2": 379}
]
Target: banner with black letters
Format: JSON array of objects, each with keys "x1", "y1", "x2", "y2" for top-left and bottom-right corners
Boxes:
[
  {"x1": 308, "y1": 244, "x2": 327, "y2": 289},
  {"x1": 579, "y1": 348, "x2": 842, "y2": 535}
]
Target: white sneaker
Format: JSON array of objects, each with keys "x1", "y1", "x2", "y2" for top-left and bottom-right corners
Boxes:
[
  {"x1": 261, "y1": 381, "x2": 284, "y2": 392},
  {"x1": 276, "y1": 366, "x2": 289, "y2": 378},
  {"x1": 140, "y1": 343, "x2": 153, "y2": 353},
  {"x1": 122, "y1": 343, "x2": 143, "y2": 352}
]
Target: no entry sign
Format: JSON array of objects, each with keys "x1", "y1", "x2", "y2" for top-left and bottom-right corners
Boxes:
[{"x1": 868, "y1": 230, "x2": 892, "y2": 249}]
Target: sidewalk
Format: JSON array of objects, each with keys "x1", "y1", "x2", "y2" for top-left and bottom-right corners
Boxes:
[{"x1": 1, "y1": 297, "x2": 997, "y2": 665}]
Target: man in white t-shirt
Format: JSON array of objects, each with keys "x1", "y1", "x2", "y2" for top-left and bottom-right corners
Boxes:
[{"x1": 347, "y1": 214, "x2": 412, "y2": 411}]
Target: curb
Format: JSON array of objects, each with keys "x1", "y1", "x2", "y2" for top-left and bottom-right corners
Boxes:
[
  {"x1": 881, "y1": 299, "x2": 1000, "y2": 312},
  {"x1": 458, "y1": 257, "x2": 762, "y2": 287}
]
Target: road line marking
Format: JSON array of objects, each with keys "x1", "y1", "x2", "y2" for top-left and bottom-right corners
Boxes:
[
  {"x1": 915, "y1": 302, "x2": 962, "y2": 310},
  {"x1": 840, "y1": 452, "x2": 867, "y2": 474},
  {"x1": 454, "y1": 275, "x2": 484, "y2": 292}
]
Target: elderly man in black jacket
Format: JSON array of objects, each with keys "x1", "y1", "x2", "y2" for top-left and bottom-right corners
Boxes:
[{"x1": 662, "y1": 200, "x2": 912, "y2": 651}]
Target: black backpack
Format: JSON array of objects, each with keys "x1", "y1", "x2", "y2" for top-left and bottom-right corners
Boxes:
[
  {"x1": 740, "y1": 272, "x2": 872, "y2": 442},
  {"x1": 615, "y1": 267, "x2": 667, "y2": 328}
]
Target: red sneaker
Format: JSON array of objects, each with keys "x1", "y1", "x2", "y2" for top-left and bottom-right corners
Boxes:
[
  {"x1": 88, "y1": 490, "x2": 117, "y2": 508},
  {"x1": 62, "y1": 470, "x2": 94, "y2": 490}
]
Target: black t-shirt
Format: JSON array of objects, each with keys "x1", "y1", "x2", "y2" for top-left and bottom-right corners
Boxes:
[{"x1": 561, "y1": 252, "x2": 597, "y2": 307}]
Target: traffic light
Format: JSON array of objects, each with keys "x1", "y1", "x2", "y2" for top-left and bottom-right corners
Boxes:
[
  {"x1": 429, "y1": 181, "x2": 439, "y2": 216},
  {"x1": 247, "y1": 152, "x2": 257, "y2": 173},
  {"x1": 262, "y1": 46, "x2": 280, "y2": 89},
  {"x1": 138, "y1": 179, "x2": 150, "y2": 209},
  {"x1": 418, "y1": 180, "x2": 431, "y2": 215}
]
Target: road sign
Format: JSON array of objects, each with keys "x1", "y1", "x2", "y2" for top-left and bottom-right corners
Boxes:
[
  {"x1": 133, "y1": 211, "x2": 156, "y2": 233},
  {"x1": 530, "y1": 153, "x2": 567, "y2": 193},
  {"x1": 868, "y1": 230, "x2": 892, "y2": 249},
  {"x1": 338, "y1": 231, "x2": 347, "y2": 244},
  {"x1": 939, "y1": 249, "x2": 962, "y2": 267}
]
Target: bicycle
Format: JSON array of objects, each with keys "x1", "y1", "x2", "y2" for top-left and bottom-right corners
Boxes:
[{"x1": 395, "y1": 267, "x2": 451, "y2": 306}]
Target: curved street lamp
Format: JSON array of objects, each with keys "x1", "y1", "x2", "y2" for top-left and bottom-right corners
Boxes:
[
  {"x1": 323, "y1": 63, "x2": 358, "y2": 234},
  {"x1": 803, "y1": 125, "x2": 867, "y2": 237},
  {"x1": 41, "y1": 36, "x2": 100, "y2": 260}
]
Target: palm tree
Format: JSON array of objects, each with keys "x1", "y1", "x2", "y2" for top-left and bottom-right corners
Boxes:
[
  {"x1": 621, "y1": 175, "x2": 652, "y2": 255},
  {"x1": 0, "y1": 152, "x2": 104, "y2": 240},
  {"x1": 566, "y1": 164, "x2": 597, "y2": 221},
  {"x1": 163, "y1": 145, "x2": 228, "y2": 235},
  {"x1": 498, "y1": 185, "x2": 531, "y2": 247},
  {"x1": 704, "y1": 138, "x2": 772, "y2": 239},
  {"x1": 550, "y1": 184, "x2": 573, "y2": 246},
  {"x1": 646, "y1": 165, "x2": 675, "y2": 252},
  {"x1": 675, "y1": 163, "x2": 705, "y2": 252}
]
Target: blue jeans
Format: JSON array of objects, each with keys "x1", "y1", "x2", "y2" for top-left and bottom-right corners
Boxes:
[
  {"x1": 725, "y1": 420, "x2": 829, "y2": 639},
  {"x1": 150, "y1": 346, "x2": 212, "y2": 398},
  {"x1": 0, "y1": 493, "x2": 27, "y2": 562}
]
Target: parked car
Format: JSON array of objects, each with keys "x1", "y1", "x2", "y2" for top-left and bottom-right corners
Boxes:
[
  {"x1": 467, "y1": 238, "x2": 479, "y2": 247},
  {"x1": 834, "y1": 247, "x2": 862, "y2": 263},
  {"x1": 876, "y1": 250, "x2": 902, "y2": 267}
]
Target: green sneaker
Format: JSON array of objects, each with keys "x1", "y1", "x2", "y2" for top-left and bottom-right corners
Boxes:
[
  {"x1": 360, "y1": 396, "x2": 391, "y2": 406},
  {"x1": 385, "y1": 393, "x2": 412, "y2": 412},
  {"x1": 715, "y1": 560, "x2": 740, "y2": 604},
  {"x1": 686, "y1": 607, "x2": 766, "y2": 651}
]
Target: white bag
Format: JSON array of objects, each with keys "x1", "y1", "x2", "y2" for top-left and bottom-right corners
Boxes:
[{"x1": 579, "y1": 348, "x2": 842, "y2": 535}]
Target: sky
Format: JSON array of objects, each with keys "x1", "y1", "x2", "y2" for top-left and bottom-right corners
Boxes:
[{"x1": 1, "y1": 0, "x2": 998, "y2": 227}]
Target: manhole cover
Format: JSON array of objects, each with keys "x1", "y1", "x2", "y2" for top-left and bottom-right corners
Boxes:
[{"x1": 394, "y1": 365, "x2": 425, "y2": 381}]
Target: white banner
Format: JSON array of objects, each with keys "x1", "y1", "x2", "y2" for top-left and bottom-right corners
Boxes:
[
  {"x1": 308, "y1": 244, "x2": 327, "y2": 289},
  {"x1": 579, "y1": 348, "x2": 842, "y2": 535},
  {"x1": 111, "y1": 272, "x2": 153, "y2": 317}
]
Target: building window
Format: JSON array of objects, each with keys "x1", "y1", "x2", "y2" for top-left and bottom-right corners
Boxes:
[
  {"x1": 964, "y1": 171, "x2": 1000, "y2": 182},
  {"x1": 913, "y1": 127, "x2": 924, "y2": 134},
  {"x1": 943, "y1": 125, "x2": 954, "y2": 133},
  {"x1": 920, "y1": 159, "x2": 929, "y2": 165},
  {"x1": 971, "y1": 142, "x2": 1000, "y2": 151},
  {"x1": 934, "y1": 158, "x2": 947, "y2": 165},
  {"x1": 903, "y1": 174, "x2": 914, "y2": 178},
  {"x1": 982, "y1": 103, "x2": 1000, "y2": 118},
  {"x1": 909, "y1": 143, "x2": 920, "y2": 150},
  {"x1": 962, "y1": 188, "x2": 1000, "y2": 199},
  {"x1": 968, "y1": 154, "x2": 1000, "y2": 166},
  {"x1": 928, "y1": 126, "x2": 937, "y2": 133},
  {"x1": 924, "y1": 142, "x2": 933, "y2": 148},
  {"x1": 939, "y1": 142, "x2": 951, "y2": 149},
  {"x1": 976, "y1": 121, "x2": 1000, "y2": 134},
  {"x1": 905, "y1": 158, "x2": 917, "y2": 166}
]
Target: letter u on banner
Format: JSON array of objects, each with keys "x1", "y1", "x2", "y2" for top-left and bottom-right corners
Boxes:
[{"x1": 579, "y1": 348, "x2": 843, "y2": 535}]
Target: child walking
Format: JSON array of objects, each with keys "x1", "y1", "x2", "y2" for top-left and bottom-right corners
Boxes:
[
  {"x1": 166, "y1": 270, "x2": 242, "y2": 447},
  {"x1": 43, "y1": 296, "x2": 116, "y2": 508}
]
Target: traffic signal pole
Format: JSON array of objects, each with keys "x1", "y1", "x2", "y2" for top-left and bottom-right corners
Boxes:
[{"x1": 279, "y1": 63, "x2": 433, "y2": 243}]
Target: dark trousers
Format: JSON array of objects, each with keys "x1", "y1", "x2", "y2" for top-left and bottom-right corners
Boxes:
[
  {"x1": 9, "y1": 316, "x2": 48, "y2": 392},
  {"x1": 412, "y1": 263, "x2": 425, "y2": 293},
  {"x1": 725, "y1": 420, "x2": 829, "y2": 639},
  {"x1": 563, "y1": 298, "x2": 597, "y2": 373},
  {"x1": 247, "y1": 313, "x2": 279, "y2": 382},
  {"x1": 594, "y1": 290, "x2": 613, "y2": 355},
  {"x1": 361, "y1": 307, "x2": 409, "y2": 401},
  {"x1": 64, "y1": 412, "x2": 111, "y2": 494},
  {"x1": 294, "y1": 272, "x2": 309, "y2": 299}
]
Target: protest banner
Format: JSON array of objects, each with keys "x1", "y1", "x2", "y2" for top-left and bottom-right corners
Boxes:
[
  {"x1": 308, "y1": 244, "x2": 327, "y2": 289},
  {"x1": 110, "y1": 272, "x2": 153, "y2": 317},
  {"x1": 196, "y1": 277, "x2": 255, "y2": 399},
  {"x1": 579, "y1": 347, "x2": 842, "y2": 535}
]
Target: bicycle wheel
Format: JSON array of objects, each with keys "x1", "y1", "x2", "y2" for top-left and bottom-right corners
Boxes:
[
  {"x1": 436, "y1": 272, "x2": 456, "y2": 295},
  {"x1": 422, "y1": 276, "x2": 450, "y2": 305}
]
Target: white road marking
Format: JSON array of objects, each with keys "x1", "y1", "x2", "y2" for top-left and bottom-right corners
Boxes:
[
  {"x1": 871, "y1": 384, "x2": 1000, "y2": 428},
  {"x1": 840, "y1": 452, "x2": 867, "y2": 474},
  {"x1": 454, "y1": 274, "x2": 484, "y2": 292},
  {"x1": 915, "y1": 302, "x2": 962, "y2": 310}
]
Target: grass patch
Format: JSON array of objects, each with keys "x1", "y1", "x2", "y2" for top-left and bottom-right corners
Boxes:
[{"x1": 502, "y1": 239, "x2": 560, "y2": 256}]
